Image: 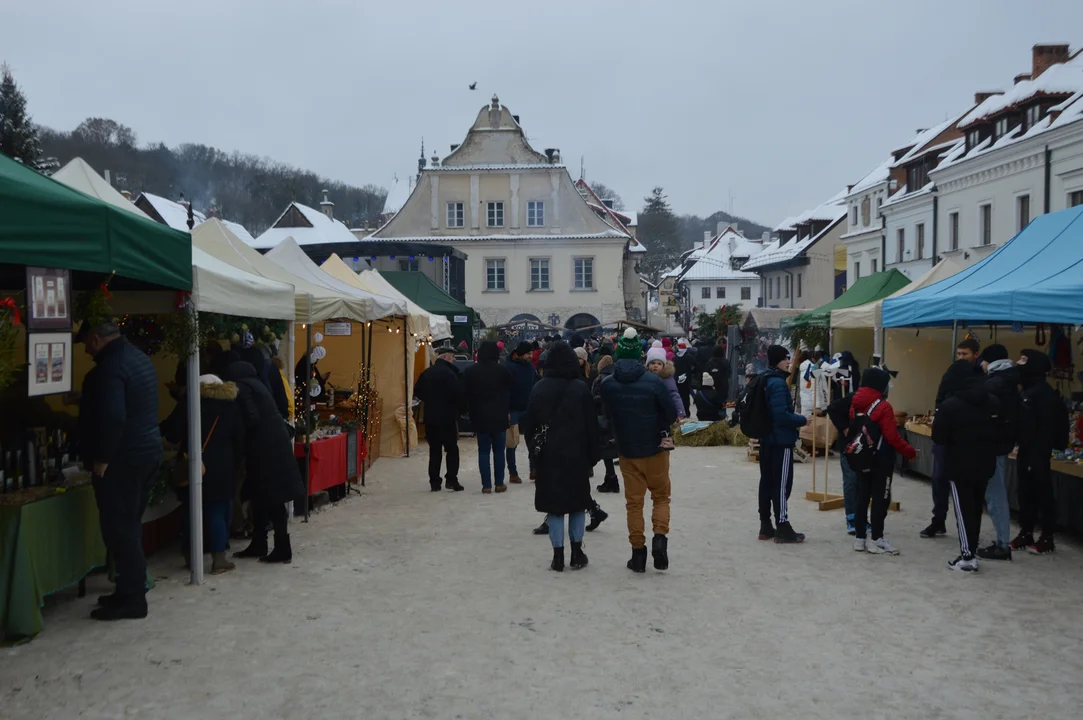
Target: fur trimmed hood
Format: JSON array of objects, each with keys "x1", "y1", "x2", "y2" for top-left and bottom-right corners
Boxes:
[
  {"x1": 655, "y1": 360, "x2": 676, "y2": 380},
  {"x1": 200, "y1": 380, "x2": 239, "y2": 401}
]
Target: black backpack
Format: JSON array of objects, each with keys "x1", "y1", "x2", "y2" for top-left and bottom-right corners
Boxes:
[
  {"x1": 844, "y1": 399, "x2": 883, "y2": 473},
  {"x1": 739, "y1": 373, "x2": 773, "y2": 439}
]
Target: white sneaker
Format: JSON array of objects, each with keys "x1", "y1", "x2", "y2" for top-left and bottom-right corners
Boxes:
[
  {"x1": 948, "y1": 555, "x2": 979, "y2": 572},
  {"x1": 853, "y1": 538, "x2": 867, "y2": 552},
  {"x1": 867, "y1": 538, "x2": 899, "y2": 555}
]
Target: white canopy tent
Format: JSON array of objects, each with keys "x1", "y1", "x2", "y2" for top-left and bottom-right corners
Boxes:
[{"x1": 831, "y1": 259, "x2": 964, "y2": 329}]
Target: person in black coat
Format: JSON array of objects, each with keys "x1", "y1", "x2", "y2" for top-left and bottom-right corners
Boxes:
[
  {"x1": 932, "y1": 372, "x2": 999, "y2": 572},
  {"x1": 672, "y1": 338, "x2": 698, "y2": 417},
  {"x1": 229, "y1": 359, "x2": 305, "y2": 563},
  {"x1": 463, "y1": 340, "x2": 514, "y2": 492},
  {"x1": 976, "y1": 345, "x2": 1020, "y2": 560},
  {"x1": 695, "y1": 345, "x2": 731, "y2": 421},
  {"x1": 523, "y1": 341, "x2": 600, "y2": 571},
  {"x1": 504, "y1": 342, "x2": 537, "y2": 484},
  {"x1": 78, "y1": 324, "x2": 163, "y2": 620},
  {"x1": 415, "y1": 345, "x2": 465, "y2": 492},
  {"x1": 163, "y1": 375, "x2": 245, "y2": 574},
  {"x1": 592, "y1": 355, "x2": 620, "y2": 492}
]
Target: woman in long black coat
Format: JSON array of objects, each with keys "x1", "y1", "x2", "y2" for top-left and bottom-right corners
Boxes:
[{"x1": 523, "y1": 341, "x2": 600, "y2": 572}]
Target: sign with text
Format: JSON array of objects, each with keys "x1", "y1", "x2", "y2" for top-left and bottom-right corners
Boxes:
[
  {"x1": 324, "y1": 322, "x2": 352, "y2": 336},
  {"x1": 453, "y1": 315, "x2": 468, "y2": 324}
]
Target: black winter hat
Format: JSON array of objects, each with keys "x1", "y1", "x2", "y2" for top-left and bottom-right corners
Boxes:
[
  {"x1": 513, "y1": 341, "x2": 533, "y2": 358},
  {"x1": 1019, "y1": 348, "x2": 1052, "y2": 375},
  {"x1": 979, "y1": 344, "x2": 1009, "y2": 364},
  {"x1": 861, "y1": 367, "x2": 891, "y2": 394},
  {"x1": 767, "y1": 345, "x2": 790, "y2": 368}
]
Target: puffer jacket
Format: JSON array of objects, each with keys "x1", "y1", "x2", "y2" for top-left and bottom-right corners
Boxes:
[
  {"x1": 600, "y1": 359, "x2": 677, "y2": 458},
  {"x1": 653, "y1": 361, "x2": 685, "y2": 419},
  {"x1": 505, "y1": 357, "x2": 537, "y2": 413},
  {"x1": 985, "y1": 361, "x2": 1020, "y2": 457},
  {"x1": 759, "y1": 369, "x2": 806, "y2": 446},
  {"x1": 932, "y1": 377, "x2": 1000, "y2": 483},
  {"x1": 462, "y1": 341, "x2": 514, "y2": 434},
  {"x1": 850, "y1": 386, "x2": 916, "y2": 468}
]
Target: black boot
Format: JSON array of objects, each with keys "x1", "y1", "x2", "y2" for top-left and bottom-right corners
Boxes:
[
  {"x1": 627, "y1": 547, "x2": 648, "y2": 573},
  {"x1": 233, "y1": 533, "x2": 268, "y2": 559},
  {"x1": 90, "y1": 595, "x2": 148, "y2": 621},
  {"x1": 533, "y1": 520, "x2": 550, "y2": 535},
  {"x1": 774, "y1": 522, "x2": 806, "y2": 544},
  {"x1": 596, "y1": 475, "x2": 620, "y2": 493},
  {"x1": 758, "y1": 521, "x2": 775, "y2": 541},
  {"x1": 586, "y1": 507, "x2": 608, "y2": 532},
  {"x1": 570, "y1": 541, "x2": 588, "y2": 570},
  {"x1": 260, "y1": 532, "x2": 292, "y2": 564},
  {"x1": 551, "y1": 547, "x2": 565, "y2": 572},
  {"x1": 652, "y1": 534, "x2": 669, "y2": 570}
]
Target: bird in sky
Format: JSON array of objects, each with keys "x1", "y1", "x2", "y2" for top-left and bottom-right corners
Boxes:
[{"x1": 469, "y1": 81, "x2": 477, "y2": 90}]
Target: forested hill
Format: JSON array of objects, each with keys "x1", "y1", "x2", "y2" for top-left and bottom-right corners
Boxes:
[{"x1": 38, "y1": 118, "x2": 387, "y2": 235}]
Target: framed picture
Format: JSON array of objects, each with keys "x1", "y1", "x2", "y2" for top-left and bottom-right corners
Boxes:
[
  {"x1": 25, "y1": 267, "x2": 72, "y2": 331},
  {"x1": 27, "y1": 332, "x2": 72, "y2": 397}
]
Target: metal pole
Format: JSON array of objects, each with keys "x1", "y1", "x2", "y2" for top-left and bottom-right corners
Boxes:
[
  {"x1": 951, "y1": 319, "x2": 958, "y2": 362},
  {"x1": 365, "y1": 322, "x2": 374, "y2": 483},
  {"x1": 402, "y1": 316, "x2": 410, "y2": 458},
  {"x1": 186, "y1": 307, "x2": 204, "y2": 585},
  {"x1": 304, "y1": 319, "x2": 313, "y2": 522},
  {"x1": 360, "y1": 321, "x2": 367, "y2": 488}
]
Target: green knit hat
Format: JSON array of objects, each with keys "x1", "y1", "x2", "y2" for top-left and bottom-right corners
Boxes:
[{"x1": 615, "y1": 327, "x2": 641, "y2": 360}]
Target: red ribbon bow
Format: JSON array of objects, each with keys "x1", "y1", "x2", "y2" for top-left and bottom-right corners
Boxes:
[{"x1": 0, "y1": 297, "x2": 21, "y2": 325}]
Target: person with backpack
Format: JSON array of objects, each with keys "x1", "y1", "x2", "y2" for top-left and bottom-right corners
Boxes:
[
  {"x1": 744, "y1": 345, "x2": 808, "y2": 543},
  {"x1": 1010, "y1": 349, "x2": 1068, "y2": 556},
  {"x1": 932, "y1": 369, "x2": 1000, "y2": 572},
  {"x1": 846, "y1": 368, "x2": 916, "y2": 555},
  {"x1": 823, "y1": 391, "x2": 859, "y2": 536},
  {"x1": 976, "y1": 345, "x2": 1020, "y2": 561}
]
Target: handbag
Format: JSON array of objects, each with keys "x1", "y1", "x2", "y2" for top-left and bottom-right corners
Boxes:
[
  {"x1": 506, "y1": 423, "x2": 520, "y2": 448},
  {"x1": 173, "y1": 416, "x2": 219, "y2": 488}
]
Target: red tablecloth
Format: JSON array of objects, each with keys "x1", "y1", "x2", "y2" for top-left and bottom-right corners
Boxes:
[{"x1": 293, "y1": 433, "x2": 367, "y2": 494}]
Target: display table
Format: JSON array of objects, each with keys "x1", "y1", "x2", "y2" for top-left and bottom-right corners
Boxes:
[
  {"x1": 294, "y1": 433, "x2": 367, "y2": 495},
  {"x1": 902, "y1": 424, "x2": 935, "y2": 477},
  {"x1": 1, "y1": 485, "x2": 106, "y2": 643}
]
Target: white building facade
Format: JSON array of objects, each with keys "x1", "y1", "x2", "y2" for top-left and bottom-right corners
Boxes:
[
  {"x1": 839, "y1": 159, "x2": 890, "y2": 284},
  {"x1": 678, "y1": 224, "x2": 762, "y2": 324}
]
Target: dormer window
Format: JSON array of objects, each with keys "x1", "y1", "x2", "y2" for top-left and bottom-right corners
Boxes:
[
  {"x1": 860, "y1": 197, "x2": 871, "y2": 226},
  {"x1": 1025, "y1": 103, "x2": 1043, "y2": 130},
  {"x1": 966, "y1": 128, "x2": 983, "y2": 151},
  {"x1": 994, "y1": 116, "x2": 1015, "y2": 140}
]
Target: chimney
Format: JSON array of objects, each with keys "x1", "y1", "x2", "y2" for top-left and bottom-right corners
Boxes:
[
  {"x1": 702, "y1": 231, "x2": 712, "y2": 248},
  {"x1": 1032, "y1": 43, "x2": 1070, "y2": 79},
  {"x1": 320, "y1": 189, "x2": 334, "y2": 220},
  {"x1": 974, "y1": 91, "x2": 1004, "y2": 105},
  {"x1": 449, "y1": 143, "x2": 459, "y2": 152},
  {"x1": 761, "y1": 231, "x2": 771, "y2": 244},
  {"x1": 431, "y1": 154, "x2": 440, "y2": 167},
  {"x1": 545, "y1": 148, "x2": 556, "y2": 164},
  {"x1": 104, "y1": 169, "x2": 111, "y2": 186},
  {"x1": 1014, "y1": 73, "x2": 1032, "y2": 85}
]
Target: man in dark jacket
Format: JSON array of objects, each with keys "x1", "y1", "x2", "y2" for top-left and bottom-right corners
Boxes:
[
  {"x1": 697, "y1": 344, "x2": 731, "y2": 421},
  {"x1": 463, "y1": 340, "x2": 514, "y2": 493},
  {"x1": 600, "y1": 329, "x2": 677, "y2": 573},
  {"x1": 932, "y1": 370, "x2": 999, "y2": 572},
  {"x1": 415, "y1": 345, "x2": 465, "y2": 492},
  {"x1": 757, "y1": 345, "x2": 808, "y2": 544},
  {"x1": 504, "y1": 342, "x2": 537, "y2": 484},
  {"x1": 921, "y1": 340, "x2": 985, "y2": 539},
  {"x1": 672, "y1": 338, "x2": 698, "y2": 418},
  {"x1": 78, "y1": 323, "x2": 163, "y2": 620},
  {"x1": 1010, "y1": 349, "x2": 1065, "y2": 555},
  {"x1": 229, "y1": 358, "x2": 304, "y2": 564},
  {"x1": 823, "y1": 392, "x2": 859, "y2": 535},
  {"x1": 977, "y1": 345, "x2": 1020, "y2": 561}
]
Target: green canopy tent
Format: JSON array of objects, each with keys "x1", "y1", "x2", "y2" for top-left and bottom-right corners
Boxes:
[
  {"x1": 379, "y1": 271, "x2": 478, "y2": 350},
  {"x1": 0, "y1": 153, "x2": 191, "y2": 290},
  {"x1": 784, "y1": 269, "x2": 910, "y2": 329}
]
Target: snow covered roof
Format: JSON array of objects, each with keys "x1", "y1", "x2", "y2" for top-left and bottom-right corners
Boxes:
[
  {"x1": 891, "y1": 111, "x2": 971, "y2": 168},
  {"x1": 139, "y1": 192, "x2": 206, "y2": 231},
  {"x1": 960, "y1": 56, "x2": 1083, "y2": 128},
  {"x1": 219, "y1": 219, "x2": 255, "y2": 244},
  {"x1": 662, "y1": 264, "x2": 683, "y2": 279},
  {"x1": 845, "y1": 157, "x2": 894, "y2": 198},
  {"x1": 784, "y1": 189, "x2": 847, "y2": 228},
  {"x1": 613, "y1": 209, "x2": 637, "y2": 226},
  {"x1": 678, "y1": 229, "x2": 762, "y2": 282},
  {"x1": 744, "y1": 192, "x2": 845, "y2": 272},
  {"x1": 430, "y1": 163, "x2": 565, "y2": 171},
  {"x1": 773, "y1": 216, "x2": 798, "y2": 232},
  {"x1": 250, "y1": 202, "x2": 363, "y2": 249},
  {"x1": 627, "y1": 237, "x2": 647, "y2": 253},
  {"x1": 382, "y1": 173, "x2": 416, "y2": 215},
  {"x1": 354, "y1": 230, "x2": 627, "y2": 243}
]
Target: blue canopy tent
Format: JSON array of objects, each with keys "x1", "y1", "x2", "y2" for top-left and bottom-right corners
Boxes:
[{"x1": 882, "y1": 205, "x2": 1083, "y2": 327}]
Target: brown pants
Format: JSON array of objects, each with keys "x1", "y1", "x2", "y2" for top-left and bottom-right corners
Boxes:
[{"x1": 620, "y1": 452, "x2": 672, "y2": 548}]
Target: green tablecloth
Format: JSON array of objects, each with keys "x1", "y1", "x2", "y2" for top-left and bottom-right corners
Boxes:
[{"x1": 0, "y1": 485, "x2": 106, "y2": 643}]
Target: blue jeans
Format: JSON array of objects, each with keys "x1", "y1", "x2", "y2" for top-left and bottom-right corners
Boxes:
[
  {"x1": 477, "y1": 431, "x2": 507, "y2": 489},
  {"x1": 547, "y1": 512, "x2": 586, "y2": 548},
  {"x1": 985, "y1": 455, "x2": 1010, "y2": 547},
  {"x1": 182, "y1": 499, "x2": 232, "y2": 554},
  {"x1": 931, "y1": 443, "x2": 950, "y2": 525},
  {"x1": 839, "y1": 446, "x2": 858, "y2": 527},
  {"x1": 506, "y1": 411, "x2": 524, "y2": 475}
]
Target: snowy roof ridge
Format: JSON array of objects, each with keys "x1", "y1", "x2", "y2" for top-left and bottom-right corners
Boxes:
[
  {"x1": 742, "y1": 213, "x2": 842, "y2": 271},
  {"x1": 845, "y1": 156, "x2": 894, "y2": 198},
  {"x1": 140, "y1": 191, "x2": 207, "y2": 231},
  {"x1": 890, "y1": 108, "x2": 973, "y2": 168},
  {"x1": 678, "y1": 228, "x2": 762, "y2": 282},
  {"x1": 960, "y1": 55, "x2": 1083, "y2": 128},
  {"x1": 250, "y1": 201, "x2": 363, "y2": 249}
]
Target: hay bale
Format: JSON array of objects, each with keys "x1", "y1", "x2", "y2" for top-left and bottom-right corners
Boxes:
[
  {"x1": 673, "y1": 421, "x2": 730, "y2": 447},
  {"x1": 730, "y1": 428, "x2": 749, "y2": 446}
]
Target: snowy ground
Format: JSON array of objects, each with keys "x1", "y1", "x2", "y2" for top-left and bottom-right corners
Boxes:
[{"x1": 2, "y1": 443, "x2": 1082, "y2": 720}]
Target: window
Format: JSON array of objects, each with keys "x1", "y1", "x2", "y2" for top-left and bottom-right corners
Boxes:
[
  {"x1": 529, "y1": 258, "x2": 550, "y2": 290},
  {"x1": 527, "y1": 201, "x2": 544, "y2": 227},
  {"x1": 860, "y1": 197, "x2": 871, "y2": 226},
  {"x1": 849, "y1": 205, "x2": 858, "y2": 227},
  {"x1": 1026, "y1": 104, "x2": 1042, "y2": 130},
  {"x1": 1071, "y1": 190, "x2": 1083, "y2": 208},
  {"x1": 485, "y1": 259, "x2": 505, "y2": 290},
  {"x1": 446, "y1": 202, "x2": 464, "y2": 228},
  {"x1": 716, "y1": 286, "x2": 726, "y2": 299},
  {"x1": 775, "y1": 277, "x2": 781, "y2": 298},
  {"x1": 1017, "y1": 195, "x2": 1031, "y2": 232},
  {"x1": 877, "y1": 196, "x2": 883, "y2": 210},
  {"x1": 871, "y1": 259, "x2": 877, "y2": 274},
  {"x1": 784, "y1": 276, "x2": 790, "y2": 298},
  {"x1": 907, "y1": 162, "x2": 931, "y2": 193},
  {"x1": 896, "y1": 228, "x2": 905, "y2": 262},
  {"x1": 980, "y1": 204, "x2": 992, "y2": 246},
  {"x1": 854, "y1": 261, "x2": 861, "y2": 281},
  {"x1": 486, "y1": 201, "x2": 504, "y2": 227},
  {"x1": 741, "y1": 286, "x2": 752, "y2": 300},
  {"x1": 966, "y1": 128, "x2": 983, "y2": 151},
  {"x1": 573, "y1": 258, "x2": 594, "y2": 289},
  {"x1": 796, "y1": 273, "x2": 802, "y2": 298},
  {"x1": 768, "y1": 281, "x2": 772, "y2": 300},
  {"x1": 994, "y1": 117, "x2": 1013, "y2": 140},
  {"x1": 916, "y1": 223, "x2": 925, "y2": 259},
  {"x1": 701, "y1": 286, "x2": 711, "y2": 299},
  {"x1": 949, "y1": 212, "x2": 959, "y2": 250},
  {"x1": 398, "y1": 258, "x2": 419, "y2": 272}
]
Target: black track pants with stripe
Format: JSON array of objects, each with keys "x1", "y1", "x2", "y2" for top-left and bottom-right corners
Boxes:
[
  {"x1": 951, "y1": 475, "x2": 989, "y2": 559},
  {"x1": 759, "y1": 443, "x2": 794, "y2": 525}
]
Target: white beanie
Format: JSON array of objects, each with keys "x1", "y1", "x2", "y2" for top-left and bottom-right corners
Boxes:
[
  {"x1": 199, "y1": 374, "x2": 223, "y2": 385},
  {"x1": 701, "y1": 371, "x2": 714, "y2": 387},
  {"x1": 623, "y1": 327, "x2": 638, "y2": 339},
  {"x1": 651, "y1": 340, "x2": 663, "y2": 348},
  {"x1": 646, "y1": 346, "x2": 667, "y2": 365}
]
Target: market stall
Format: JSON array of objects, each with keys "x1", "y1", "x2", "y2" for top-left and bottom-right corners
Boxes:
[{"x1": 379, "y1": 271, "x2": 478, "y2": 352}]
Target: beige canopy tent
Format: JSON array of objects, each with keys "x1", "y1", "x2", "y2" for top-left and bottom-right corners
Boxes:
[{"x1": 831, "y1": 259, "x2": 963, "y2": 329}]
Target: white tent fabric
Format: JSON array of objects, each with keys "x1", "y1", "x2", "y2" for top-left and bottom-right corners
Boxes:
[
  {"x1": 193, "y1": 219, "x2": 370, "y2": 323},
  {"x1": 831, "y1": 259, "x2": 963, "y2": 329},
  {"x1": 265, "y1": 238, "x2": 406, "y2": 320},
  {"x1": 365, "y1": 269, "x2": 452, "y2": 341},
  {"x1": 53, "y1": 158, "x2": 296, "y2": 320}
]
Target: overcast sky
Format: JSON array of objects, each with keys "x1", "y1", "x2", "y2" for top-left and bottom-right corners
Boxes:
[{"x1": 3, "y1": 1, "x2": 1081, "y2": 226}]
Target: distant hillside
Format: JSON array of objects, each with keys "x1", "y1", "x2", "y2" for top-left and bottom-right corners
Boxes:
[
  {"x1": 38, "y1": 117, "x2": 387, "y2": 235},
  {"x1": 679, "y1": 211, "x2": 772, "y2": 250}
]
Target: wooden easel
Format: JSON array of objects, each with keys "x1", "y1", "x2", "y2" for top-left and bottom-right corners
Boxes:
[{"x1": 804, "y1": 375, "x2": 845, "y2": 511}]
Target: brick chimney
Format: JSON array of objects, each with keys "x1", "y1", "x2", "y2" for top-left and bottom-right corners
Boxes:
[
  {"x1": 974, "y1": 91, "x2": 1004, "y2": 105},
  {"x1": 1032, "y1": 43, "x2": 1070, "y2": 79},
  {"x1": 1014, "y1": 73, "x2": 1032, "y2": 85},
  {"x1": 320, "y1": 189, "x2": 334, "y2": 220}
]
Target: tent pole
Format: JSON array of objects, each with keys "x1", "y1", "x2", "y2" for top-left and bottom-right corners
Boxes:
[
  {"x1": 366, "y1": 322, "x2": 374, "y2": 482},
  {"x1": 358, "y1": 319, "x2": 366, "y2": 490},
  {"x1": 186, "y1": 308, "x2": 204, "y2": 586},
  {"x1": 304, "y1": 320, "x2": 312, "y2": 523},
  {"x1": 286, "y1": 321, "x2": 295, "y2": 399},
  {"x1": 403, "y1": 316, "x2": 409, "y2": 458},
  {"x1": 951, "y1": 320, "x2": 958, "y2": 362}
]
